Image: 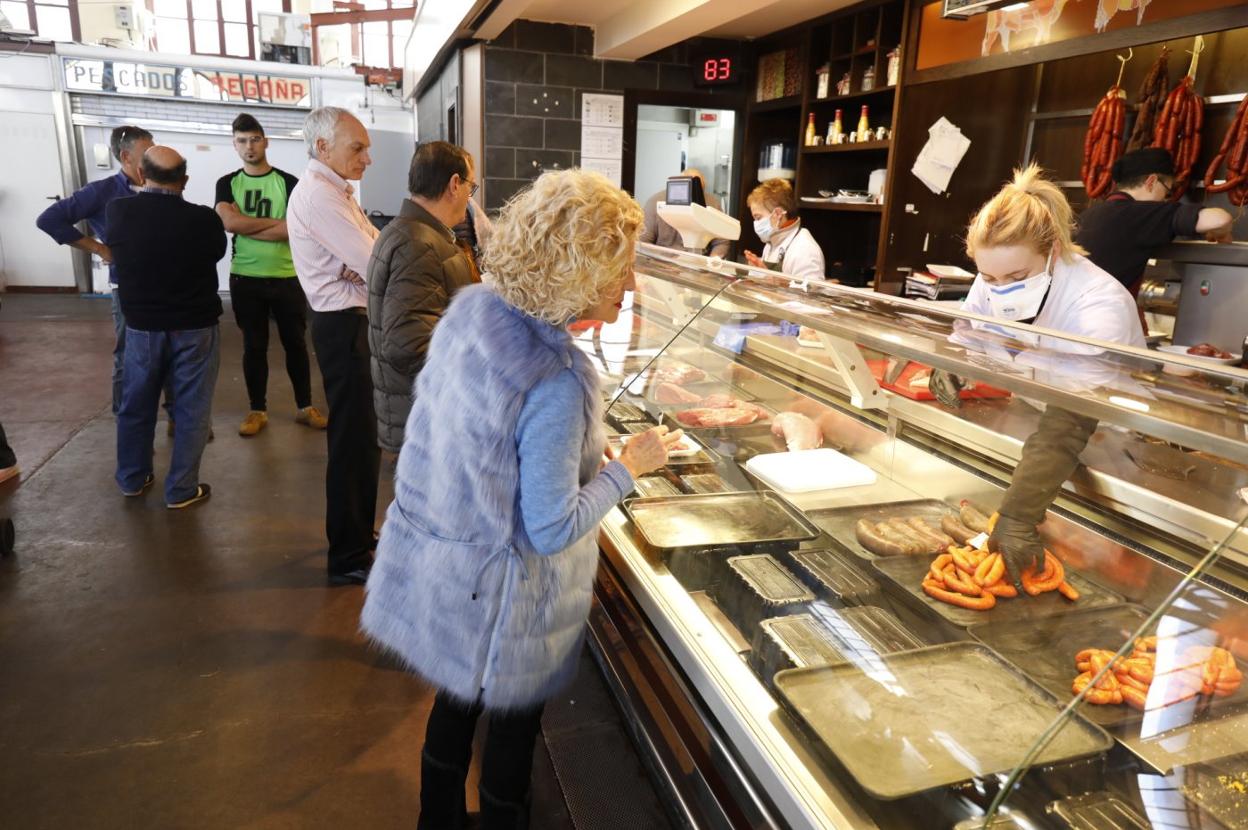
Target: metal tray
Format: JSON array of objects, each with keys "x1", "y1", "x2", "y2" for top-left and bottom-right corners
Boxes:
[
  {"x1": 815, "y1": 604, "x2": 926, "y2": 656},
  {"x1": 681, "y1": 473, "x2": 734, "y2": 494},
  {"x1": 970, "y1": 604, "x2": 1248, "y2": 728},
  {"x1": 774, "y1": 643, "x2": 1113, "y2": 800},
  {"x1": 1046, "y1": 791, "x2": 1150, "y2": 829},
  {"x1": 1179, "y1": 755, "x2": 1248, "y2": 829},
  {"x1": 623, "y1": 492, "x2": 819, "y2": 551},
  {"x1": 785, "y1": 548, "x2": 879, "y2": 605},
  {"x1": 605, "y1": 400, "x2": 650, "y2": 423},
  {"x1": 633, "y1": 475, "x2": 682, "y2": 498},
  {"x1": 872, "y1": 554, "x2": 1122, "y2": 629},
  {"x1": 809, "y1": 499, "x2": 959, "y2": 560}
]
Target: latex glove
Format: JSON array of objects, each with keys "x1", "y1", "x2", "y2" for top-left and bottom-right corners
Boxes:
[
  {"x1": 990, "y1": 515, "x2": 1044, "y2": 586},
  {"x1": 995, "y1": 406, "x2": 1100, "y2": 583},
  {"x1": 929, "y1": 369, "x2": 964, "y2": 409}
]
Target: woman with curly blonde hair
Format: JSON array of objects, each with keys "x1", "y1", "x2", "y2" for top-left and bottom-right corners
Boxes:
[{"x1": 361, "y1": 168, "x2": 683, "y2": 829}]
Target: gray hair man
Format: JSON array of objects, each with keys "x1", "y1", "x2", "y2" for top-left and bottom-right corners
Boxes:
[{"x1": 285, "y1": 106, "x2": 381, "y2": 586}]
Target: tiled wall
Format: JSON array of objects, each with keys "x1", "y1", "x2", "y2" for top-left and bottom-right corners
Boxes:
[{"x1": 481, "y1": 20, "x2": 700, "y2": 212}]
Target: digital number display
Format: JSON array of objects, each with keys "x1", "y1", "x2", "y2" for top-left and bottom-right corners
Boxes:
[{"x1": 693, "y1": 49, "x2": 741, "y2": 87}]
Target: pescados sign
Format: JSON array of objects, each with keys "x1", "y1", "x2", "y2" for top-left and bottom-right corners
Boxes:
[{"x1": 63, "y1": 58, "x2": 311, "y2": 108}]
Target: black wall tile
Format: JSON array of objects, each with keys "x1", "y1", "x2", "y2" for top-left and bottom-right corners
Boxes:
[
  {"x1": 544, "y1": 119, "x2": 580, "y2": 151},
  {"x1": 485, "y1": 81, "x2": 516, "y2": 115},
  {"x1": 545, "y1": 54, "x2": 602, "y2": 88},
  {"x1": 485, "y1": 178, "x2": 531, "y2": 212},
  {"x1": 516, "y1": 149, "x2": 575, "y2": 177},
  {"x1": 572, "y1": 26, "x2": 594, "y2": 57},
  {"x1": 485, "y1": 115, "x2": 544, "y2": 148},
  {"x1": 485, "y1": 146, "x2": 515, "y2": 179},
  {"x1": 485, "y1": 49, "x2": 544, "y2": 84},
  {"x1": 604, "y1": 60, "x2": 659, "y2": 91},
  {"x1": 516, "y1": 84, "x2": 574, "y2": 119},
  {"x1": 658, "y1": 63, "x2": 696, "y2": 92},
  {"x1": 515, "y1": 20, "x2": 576, "y2": 54}
]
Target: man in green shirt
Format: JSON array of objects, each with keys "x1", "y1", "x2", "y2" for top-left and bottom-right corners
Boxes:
[{"x1": 215, "y1": 113, "x2": 327, "y2": 436}]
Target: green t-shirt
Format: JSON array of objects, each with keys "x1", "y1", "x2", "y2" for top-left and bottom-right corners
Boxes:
[{"x1": 214, "y1": 167, "x2": 299, "y2": 278}]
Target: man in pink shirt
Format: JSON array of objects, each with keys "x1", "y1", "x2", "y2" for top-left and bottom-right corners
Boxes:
[{"x1": 287, "y1": 106, "x2": 381, "y2": 586}]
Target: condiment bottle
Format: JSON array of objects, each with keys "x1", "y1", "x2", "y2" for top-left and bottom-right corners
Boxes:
[
  {"x1": 830, "y1": 109, "x2": 844, "y2": 144},
  {"x1": 857, "y1": 105, "x2": 870, "y2": 141},
  {"x1": 886, "y1": 48, "x2": 901, "y2": 86},
  {"x1": 805, "y1": 112, "x2": 817, "y2": 146}
]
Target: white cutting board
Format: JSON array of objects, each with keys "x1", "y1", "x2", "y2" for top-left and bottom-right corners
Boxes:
[{"x1": 745, "y1": 448, "x2": 877, "y2": 494}]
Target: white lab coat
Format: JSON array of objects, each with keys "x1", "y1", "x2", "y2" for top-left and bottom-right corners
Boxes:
[
  {"x1": 961, "y1": 253, "x2": 1145, "y2": 352},
  {"x1": 954, "y1": 253, "x2": 1147, "y2": 395},
  {"x1": 763, "y1": 221, "x2": 826, "y2": 283}
]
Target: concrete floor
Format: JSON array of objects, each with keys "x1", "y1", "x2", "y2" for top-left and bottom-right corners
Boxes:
[{"x1": 0, "y1": 294, "x2": 671, "y2": 829}]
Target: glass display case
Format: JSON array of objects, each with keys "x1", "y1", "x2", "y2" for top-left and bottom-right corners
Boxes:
[{"x1": 580, "y1": 243, "x2": 1248, "y2": 830}]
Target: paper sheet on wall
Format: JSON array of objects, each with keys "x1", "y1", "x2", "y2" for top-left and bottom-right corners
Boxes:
[
  {"x1": 582, "y1": 126, "x2": 623, "y2": 158},
  {"x1": 581, "y1": 157, "x2": 622, "y2": 184},
  {"x1": 911, "y1": 117, "x2": 971, "y2": 195},
  {"x1": 581, "y1": 93, "x2": 625, "y2": 187}
]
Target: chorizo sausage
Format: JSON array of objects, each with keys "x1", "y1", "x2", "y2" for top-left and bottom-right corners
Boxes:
[
  {"x1": 922, "y1": 580, "x2": 996, "y2": 610},
  {"x1": 959, "y1": 502, "x2": 991, "y2": 534}
]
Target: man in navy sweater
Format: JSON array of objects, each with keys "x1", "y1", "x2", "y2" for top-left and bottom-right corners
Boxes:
[
  {"x1": 37, "y1": 126, "x2": 163, "y2": 415},
  {"x1": 108, "y1": 146, "x2": 225, "y2": 509}
]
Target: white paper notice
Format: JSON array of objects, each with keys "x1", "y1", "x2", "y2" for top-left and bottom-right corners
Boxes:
[
  {"x1": 581, "y1": 156, "x2": 622, "y2": 184},
  {"x1": 911, "y1": 117, "x2": 972, "y2": 195},
  {"x1": 580, "y1": 92, "x2": 625, "y2": 187},
  {"x1": 582, "y1": 125, "x2": 623, "y2": 158},
  {"x1": 582, "y1": 93, "x2": 624, "y2": 126}
]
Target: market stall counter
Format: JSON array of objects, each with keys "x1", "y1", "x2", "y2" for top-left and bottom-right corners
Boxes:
[{"x1": 580, "y1": 243, "x2": 1248, "y2": 830}]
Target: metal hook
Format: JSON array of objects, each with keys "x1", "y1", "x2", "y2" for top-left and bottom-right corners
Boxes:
[{"x1": 1114, "y1": 47, "x2": 1133, "y2": 88}]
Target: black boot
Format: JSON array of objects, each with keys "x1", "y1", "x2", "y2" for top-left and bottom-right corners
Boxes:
[
  {"x1": 417, "y1": 749, "x2": 469, "y2": 830},
  {"x1": 478, "y1": 785, "x2": 530, "y2": 830}
]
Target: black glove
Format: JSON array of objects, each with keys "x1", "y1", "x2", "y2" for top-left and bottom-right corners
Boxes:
[
  {"x1": 995, "y1": 406, "x2": 1099, "y2": 585},
  {"x1": 930, "y1": 369, "x2": 965, "y2": 409},
  {"x1": 990, "y1": 515, "x2": 1044, "y2": 586}
]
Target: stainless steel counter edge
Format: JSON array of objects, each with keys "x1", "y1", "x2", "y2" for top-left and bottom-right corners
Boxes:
[
  {"x1": 598, "y1": 511, "x2": 878, "y2": 830},
  {"x1": 1155, "y1": 241, "x2": 1248, "y2": 267}
]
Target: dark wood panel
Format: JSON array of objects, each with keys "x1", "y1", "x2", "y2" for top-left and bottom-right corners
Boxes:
[
  {"x1": 879, "y1": 64, "x2": 1039, "y2": 294},
  {"x1": 1029, "y1": 118, "x2": 1087, "y2": 183},
  {"x1": 1037, "y1": 28, "x2": 1248, "y2": 113}
]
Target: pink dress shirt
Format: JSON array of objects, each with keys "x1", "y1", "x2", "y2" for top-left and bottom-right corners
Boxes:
[{"x1": 287, "y1": 158, "x2": 380, "y2": 312}]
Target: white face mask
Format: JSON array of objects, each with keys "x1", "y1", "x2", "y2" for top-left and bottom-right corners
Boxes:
[
  {"x1": 753, "y1": 215, "x2": 774, "y2": 242},
  {"x1": 984, "y1": 251, "x2": 1054, "y2": 322}
]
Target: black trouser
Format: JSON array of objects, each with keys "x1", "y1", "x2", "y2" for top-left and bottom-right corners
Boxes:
[
  {"x1": 230, "y1": 274, "x2": 313, "y2": 412},
  {"x1": 309, "y1": 310, "x2": 379, "y2": 575},
  {"x1": 419, "y1": 690, "x2": 545, "y2": 830},
  {"x1": 0, "y1": 420, "x2": 15, "y2": 469}
]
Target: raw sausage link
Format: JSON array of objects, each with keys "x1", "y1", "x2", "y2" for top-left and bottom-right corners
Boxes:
[
  {"x1": 922, "y1": 580, "x2": 996, "y2": 610},
  {"x1": 855, "y1": 519, "x2": 910, "y2": 557}
]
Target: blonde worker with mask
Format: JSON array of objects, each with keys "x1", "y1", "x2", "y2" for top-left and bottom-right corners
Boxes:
[
  {"x1": 931, "y1": 164, "x2": 1143, "y2": 586},
  {"x1": 744, "y1": 178, "x2": 826, "y2": 282}
]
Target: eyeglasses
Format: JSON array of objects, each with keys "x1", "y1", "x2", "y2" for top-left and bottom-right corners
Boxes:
[
  {"x1": 1158, "y1": 177, "x2": 1175, "y2": 198},
  {"x1": 461, "y1": 177, "x2": 479, "y2": 198}
]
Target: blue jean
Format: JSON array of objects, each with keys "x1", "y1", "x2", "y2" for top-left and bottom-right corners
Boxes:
[
  {"x1": 115, "y1": 326, "x2": 220, "y2": 504},
  {"x1": 111, "y1": 291, "x2": 175, "y2": 418}
]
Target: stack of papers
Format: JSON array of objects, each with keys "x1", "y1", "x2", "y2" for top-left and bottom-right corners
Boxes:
[
  {"x1": 905, "y1": 263, "x2": 975, "y2": 301},
  {"x1": 911, "y1": 117, "x2": 972, "y2": 195}
]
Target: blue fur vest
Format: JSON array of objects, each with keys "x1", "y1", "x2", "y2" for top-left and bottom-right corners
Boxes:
[{"x1": 360, "y1": 283, "x2": 606, "y2": 710}]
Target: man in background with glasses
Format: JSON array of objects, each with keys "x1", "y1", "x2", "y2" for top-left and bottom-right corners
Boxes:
[
  {"x1": 366, "y1": 141, "x2": 477, "y2": 458},
  {"x1": 215, "y1": 113, "x2": 326, "y2": 438},
  {"x1": 37, "y1": 125, "x2": 176, "y2": 419},
  {"x1": 1075, "y1": 147, "x2": 1234, "y2": 300}
]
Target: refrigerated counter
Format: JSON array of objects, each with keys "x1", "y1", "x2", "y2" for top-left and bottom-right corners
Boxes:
[{"x1": 582, "y1": 244, "x2": 1248, "y2": 830}]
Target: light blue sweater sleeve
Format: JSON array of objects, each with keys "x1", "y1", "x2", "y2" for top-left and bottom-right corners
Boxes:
[{"x1": 516, "y1": 369, "x2": 634, "y2": 556}]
